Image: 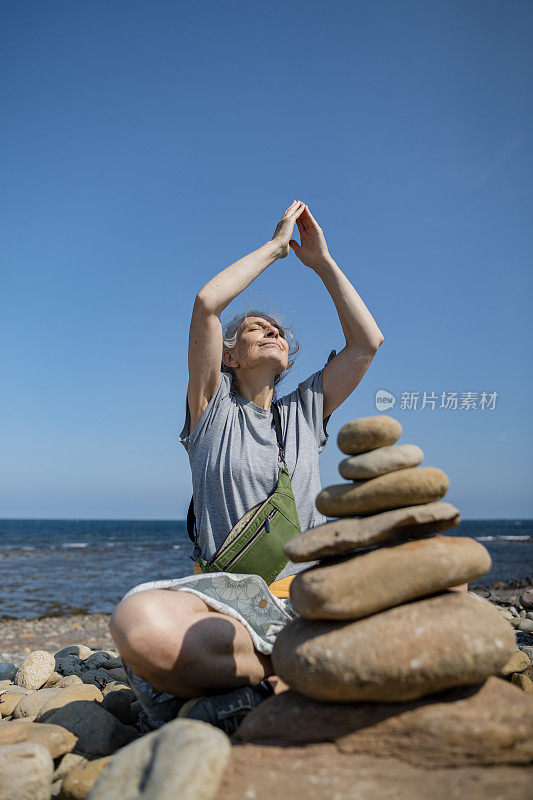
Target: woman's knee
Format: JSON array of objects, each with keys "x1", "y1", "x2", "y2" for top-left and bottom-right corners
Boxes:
[{"x1": 109, "y1": 589, "x2": 205, "y2": 672}]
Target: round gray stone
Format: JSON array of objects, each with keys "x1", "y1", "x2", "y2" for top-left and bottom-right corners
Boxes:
[{"x1": 339, "y1": 444, "x2": 424, "y2": 480}]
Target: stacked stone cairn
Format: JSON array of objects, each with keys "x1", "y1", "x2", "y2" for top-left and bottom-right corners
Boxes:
[{"x1": 271, "y1": 415, "x2": 523, "y2": 704}]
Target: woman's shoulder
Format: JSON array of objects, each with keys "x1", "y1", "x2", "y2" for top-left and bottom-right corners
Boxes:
[{"x1": 179, "y1": 371, "x2": 234, "y2": 451}]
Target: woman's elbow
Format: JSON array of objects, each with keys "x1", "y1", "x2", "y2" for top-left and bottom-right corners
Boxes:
[
  {"x1": 194, "y1": 290, "x2": 219, "y2": 316},
  {"x1": 367, "y1": 334, "x2": 384, "y2": 351}
]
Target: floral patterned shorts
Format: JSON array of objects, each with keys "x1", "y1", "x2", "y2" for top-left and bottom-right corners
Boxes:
[{"x1": 119, "y1": 572, "x2": 295, "y2": 730}]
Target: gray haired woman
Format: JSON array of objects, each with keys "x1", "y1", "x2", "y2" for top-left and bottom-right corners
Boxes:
[{"x1": 109, "y1": 201, "x2": 384, "y2": 733}]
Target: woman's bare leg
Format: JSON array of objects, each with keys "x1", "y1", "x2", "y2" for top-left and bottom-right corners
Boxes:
[{"x1": 109, "y1": 588, "x2": 273, "y2": 699}]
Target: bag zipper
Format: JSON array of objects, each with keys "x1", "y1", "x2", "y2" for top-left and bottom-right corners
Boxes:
[{"x1": 220, "y1": 508, "x2": 279, "y2": 571}]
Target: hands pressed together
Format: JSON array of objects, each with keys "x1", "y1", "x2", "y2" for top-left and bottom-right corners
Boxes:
[{"x1": 271, "y1": 200, "x2": 331, "y2": 271}]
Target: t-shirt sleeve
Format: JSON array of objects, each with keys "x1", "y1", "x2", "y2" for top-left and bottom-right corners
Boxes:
[
  {"x1": 292, "y1": 368, "x2": 331, "y2": 454},
  {"x1": 178, "y1": 371, "x2": 232, "y2": 453}
]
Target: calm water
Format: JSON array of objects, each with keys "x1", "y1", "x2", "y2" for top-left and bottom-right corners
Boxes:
[{"x1": 0, "y1": 519, "x2": 531, "y2": 619}]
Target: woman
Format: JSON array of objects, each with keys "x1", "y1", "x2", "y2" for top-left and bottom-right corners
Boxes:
[{"x1": 109, "y1": 200, "x2": 384, "y2": 733}]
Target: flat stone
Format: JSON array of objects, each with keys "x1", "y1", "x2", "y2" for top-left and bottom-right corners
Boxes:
[
  {"x1": 0, "y1": 721, "x2": 77, "y2": 759},
  {"x1": 61, "y1": 756, "x2": 112, "y2": 800},
  {"x1": 215, "y1": 742, "x2": 531, "y2": 800},
  {"x1": 15, "y1": 650, "x2": 56, "y2": 690},
  {"x1": 236, "y1": 676, "x2": 533, "y2": 766},
  {"x1": 337, "y1": 416, "x2": 402, "y2": 455},
  {"x1": 290, "y1": 536, "x2": 492, "y2": 620},
  {"x1": 285, "y1": 501, "x2": 460, "y2": 562},
  {"x1": 214, "y1": 743, "x2": 533, "y2": 800},
  {"x1": 12, "y1": 687, "x2": 63, "y2": 719},
  {"x1": 272, "y1": 592, "x2": 516, "y2": 702},
  {"x1": 511, "y1": 673, "x2": 533, "y2": 694},
  {"x1": 517, "y1": 619, "x2": 533, "y2": 633},
  {"x1": 0, "y1": 662, "x2": 17, "y2": 682},
  {"x1": 500, "y1": 650, "x2": 531, "y2": 676},
  {"x1": 45, "y1": 700, "x2": 138, "y2": 758},
  {"x1": 0, "y1": 742, "x2": 53, "y2": 800},
  {"x1": 339, "y1": 444, "x2": 424, "y2": 480},
  {"x1": 316, "y1": 466, "x2": 449, "y2": 517},
  {"x1": 86, "y1": 718, "x2": 231, "y2": 800},
  {"x1": 36, "y1": 684, "x2": 102, "y2": 721}
]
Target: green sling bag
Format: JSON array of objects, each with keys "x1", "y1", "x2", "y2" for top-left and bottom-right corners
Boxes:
[{"x1": 186, "y1": 403, "x2": 302, "y2": 586}]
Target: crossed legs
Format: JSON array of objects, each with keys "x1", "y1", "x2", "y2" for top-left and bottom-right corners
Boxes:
[{"x1": 109, "y1": 589, "x2": 273, "y2": 699}]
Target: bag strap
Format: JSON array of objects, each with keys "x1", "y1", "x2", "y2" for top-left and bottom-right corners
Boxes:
[
  {"x1": 186, "y1": 398, "x2": 287, "y2": 551},
  {"x1": 271, "y1": 402, "x2": 287, "y2": 468}
]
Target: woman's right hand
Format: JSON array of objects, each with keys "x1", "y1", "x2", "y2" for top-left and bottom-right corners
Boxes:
[{"x1": 271, "y1": 201, "x2": 306, "y2": 258}]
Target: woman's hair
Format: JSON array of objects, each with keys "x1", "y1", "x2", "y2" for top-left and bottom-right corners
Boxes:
[{"x1": 221, "y1": 307, "x2": 299, "y2": 396}]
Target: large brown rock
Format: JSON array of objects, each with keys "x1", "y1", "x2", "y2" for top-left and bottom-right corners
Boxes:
[
  {"x1": 285, "y1": 501, "x2": 460, "y2": 562},
  {"x1": 44, "y1": 701, "x2": 138, "y2": 758},
  {"x1": 339, "y1": 444, "x2": 424, "y2": 479},
  {"x1": 337, "y1": 416, "x2": 402, "y2": 455},
  {"x1": 0, "y1": 720, "x2": 77, "y2": 759},
  {"x1": 272, "y1": 592, "x2": 516, "y2": 702},
  {"x1": 235, "y1": 677, "x2": 533, "y2": 766},
  {"x1": 316, "y1": 466, "x2": 449, "y2": 517},
  {"x1": 290, "y1": 536, "x2": 491, "y2": 620},
  {"x1": 214, "y1": 743, "x2": 533, "y2": 800}
]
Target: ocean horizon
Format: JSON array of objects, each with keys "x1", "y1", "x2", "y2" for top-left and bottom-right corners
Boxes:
[{"x1": 1, "y1": 518, "x2": 531, "y2": 620}]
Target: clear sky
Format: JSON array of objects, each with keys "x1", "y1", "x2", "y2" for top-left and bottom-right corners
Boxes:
[{"x1": 1, "y1": 1, "x2": 532, "y2": 520}]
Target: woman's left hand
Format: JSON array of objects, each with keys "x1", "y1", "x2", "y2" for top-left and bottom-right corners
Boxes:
[{"x1": 289, "y1": 205, "x2": 332, "y2": 271}]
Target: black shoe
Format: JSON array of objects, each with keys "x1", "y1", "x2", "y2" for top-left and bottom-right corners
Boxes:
[{"x1": 177, "y1": 679, "x2": 274, "y2": 736}]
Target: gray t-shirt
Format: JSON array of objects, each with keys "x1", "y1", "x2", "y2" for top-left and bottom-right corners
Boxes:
[{"x1": 179, "y1": 367, "x2": 331, "y2": 580}]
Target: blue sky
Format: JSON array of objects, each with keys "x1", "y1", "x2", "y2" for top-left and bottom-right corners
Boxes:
[{"x1": 1, "y1": 0, "x2": 532, "y2": 519}]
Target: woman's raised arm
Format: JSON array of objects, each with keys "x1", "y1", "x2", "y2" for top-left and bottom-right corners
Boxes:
[
  {"x1": 186, "y1": 201, "x2": 306, "y2": 433},
  {"x1": 289, "y1": 204, "x2": 384, "y2": 420}
]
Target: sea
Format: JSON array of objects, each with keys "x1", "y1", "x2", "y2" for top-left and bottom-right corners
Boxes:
[{"x1": 0, "y1": 519, "x2": 531, "y2": 620}]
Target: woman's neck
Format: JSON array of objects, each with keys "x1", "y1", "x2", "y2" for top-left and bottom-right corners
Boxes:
[{"x1": 235, "y1": 368, "x2": 277, "y2": 410}]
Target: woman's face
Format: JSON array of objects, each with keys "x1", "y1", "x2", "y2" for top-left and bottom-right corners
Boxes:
[{"x1": 227, "y1": 316, "x2": 289, "y2": 375}]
